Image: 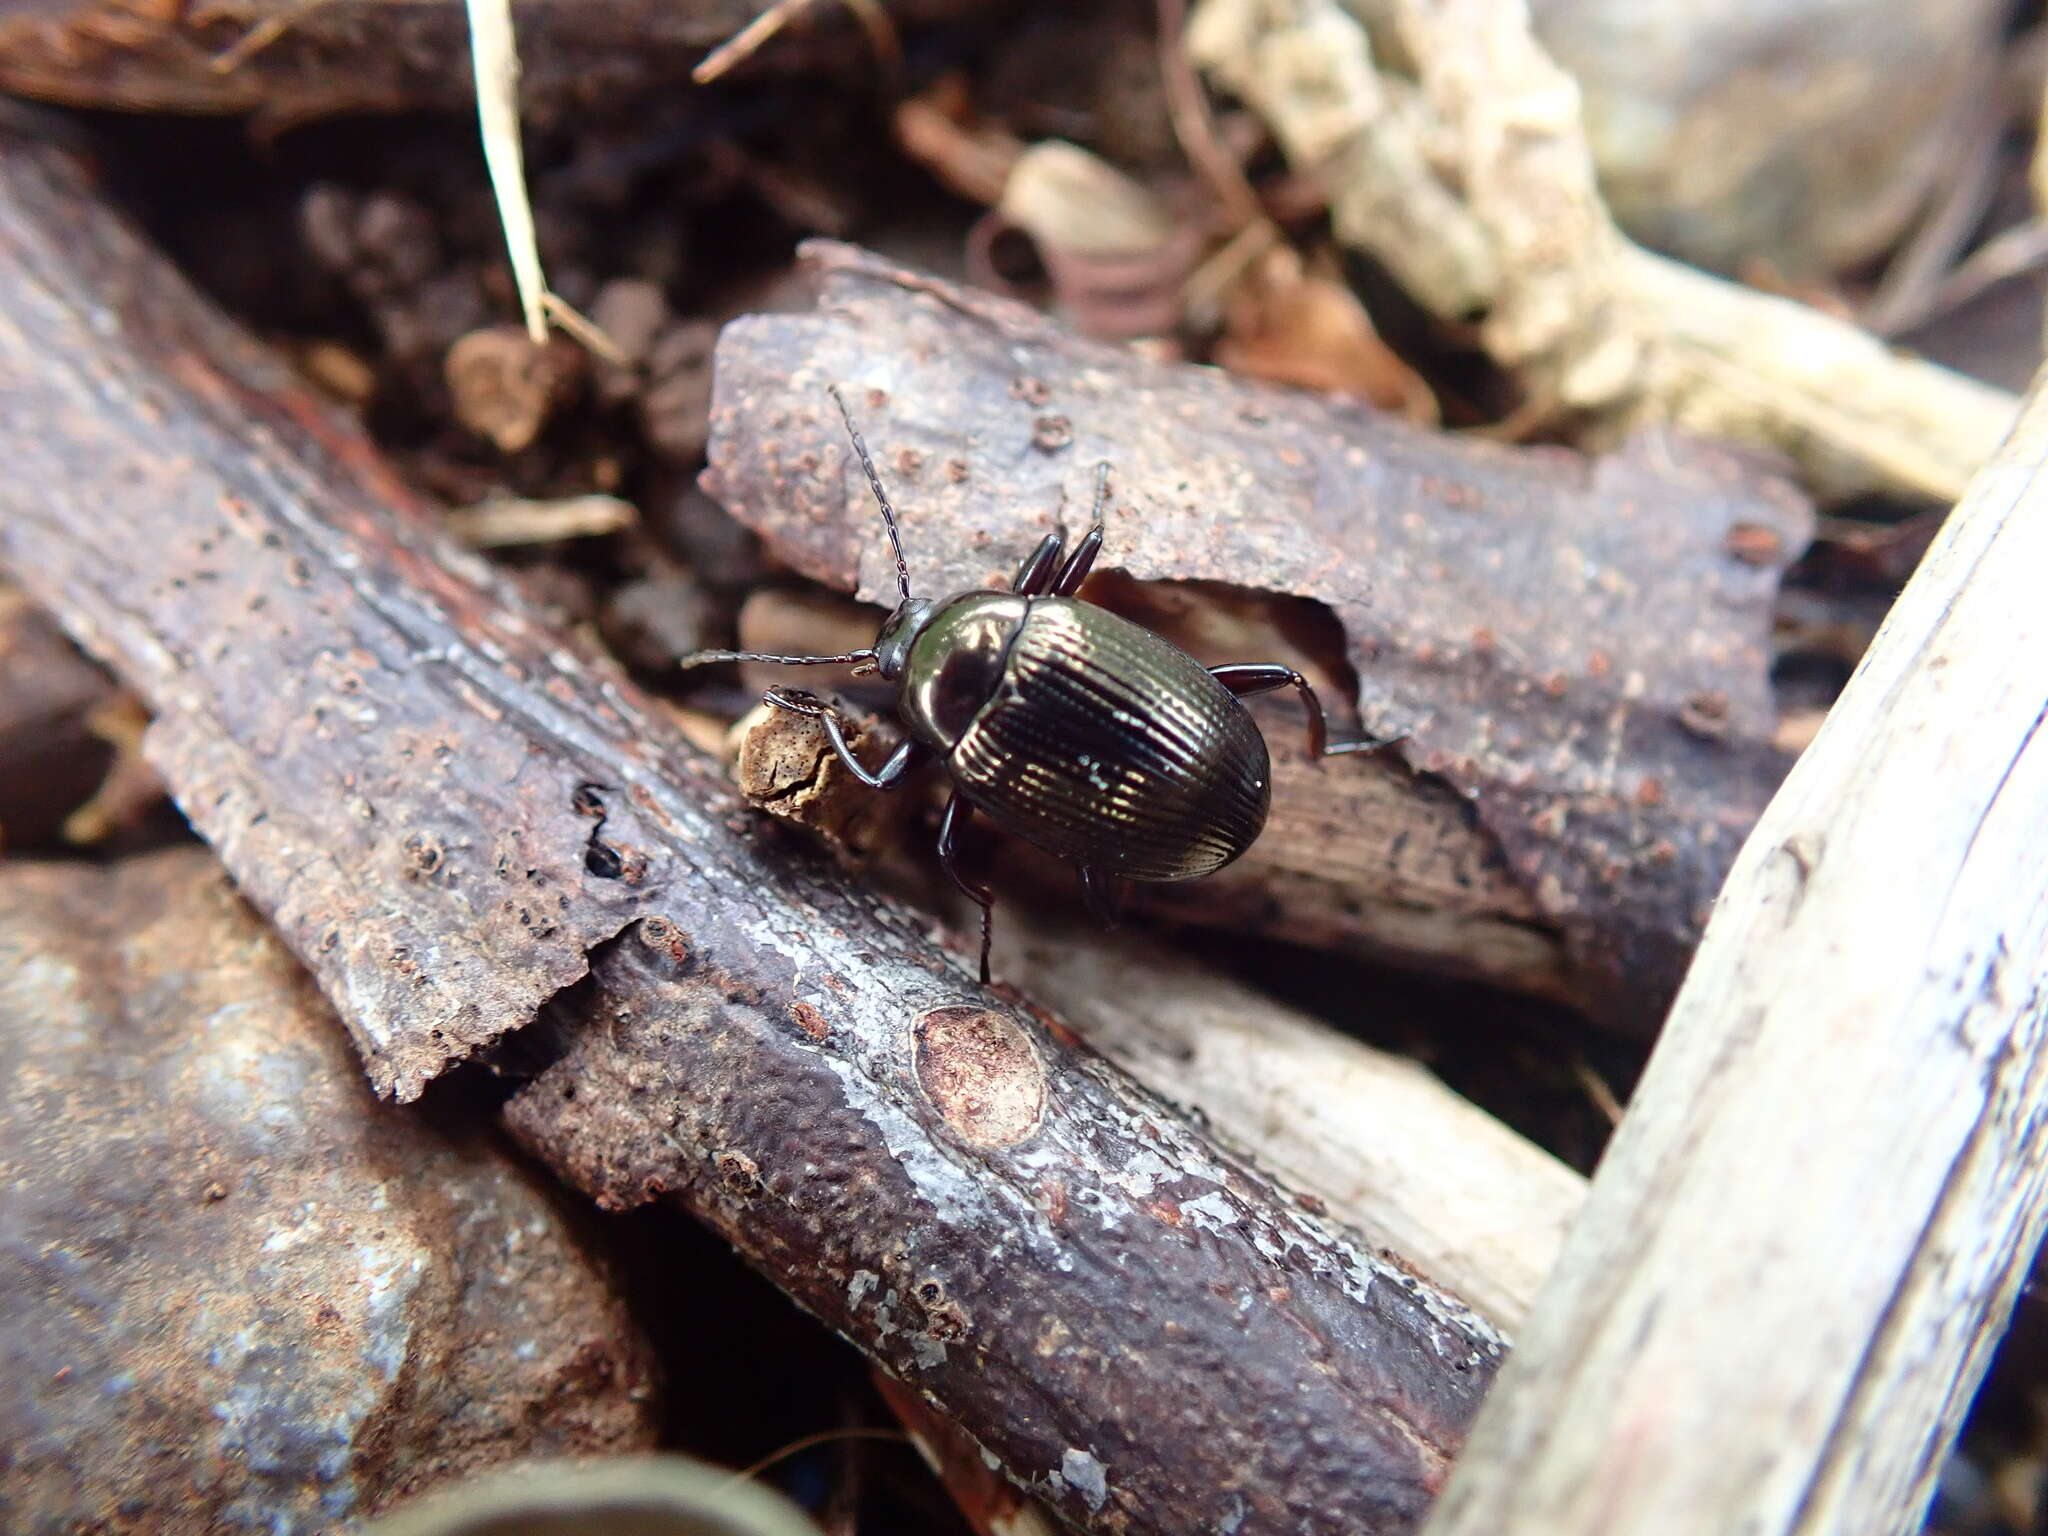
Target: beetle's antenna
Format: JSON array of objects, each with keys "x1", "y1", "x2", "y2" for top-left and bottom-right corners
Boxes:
[
  {"x1": 678, "y1": 648, "x2": 877, "y2": 672},
  {"x1": 827, "y1": 384, "x2": 913, "y2": 604}
]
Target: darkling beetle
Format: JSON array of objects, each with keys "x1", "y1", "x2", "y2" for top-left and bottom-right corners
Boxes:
[{"x1": 683, "y1": 387, "x2": 1399, "y2": 982}]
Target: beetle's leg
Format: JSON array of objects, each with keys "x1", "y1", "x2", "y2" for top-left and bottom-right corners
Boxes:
[
  {"x1": 1049, "y1": 462, "x2": 1112, "y2": 596},
  {"x1": 1207, "y1": 664, "x2": 1407, "y2": 759},
  {"x1": 1011, "y1": 531, "x2": 1066, "y2": 595},
  {"x1": 936, "y1": 790, "x2": 995, "y2": 983},
  {"x1": 1079, "y1": 866, "x2": 1124, "y2": 928},
  {"x1": 762, "y1": 687, "x2": 928, "y2": 790}
]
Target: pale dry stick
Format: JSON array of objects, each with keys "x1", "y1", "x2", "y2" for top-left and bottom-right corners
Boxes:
[
  {"x1": 692, "y1": 0, "x2": 901, "y2": 87},
  {"x1": 1199, "y1": 0, "x2": 2017, "y2": 501},
  {"x1": 1420, "y1": 367, "x2": 2048, "y2": 1536},
  {"x1": 539, "y1": 292, "x2": 631, "y2": 367},
  {"x1": 1862, "y1": 78, "x2": 2010, "y2": 338},
  {"x1": 1910, "y1": 219, "x2": 2048, "y2": 336},
  {"x1": 1185, "y1": 0, "x2": 1496, "y2": 321},
  {"x1": 1155, "y1": 0, "x2": 1262, "y2": 229},
  {"x1": 996, "y1": 916, "x2": 1584, "y2": 1331},
  {"x1": 693, "y1": 0, "x2": 823, "y2": 83},
  {"x1": 1391, "y1": 0, "x2": 2019, "y2": 502},
  {"x1": 465, "y1": 0, "x2": 547, "y2": 342},
  {"x1": 444, "y1": 494, "x2": 637, "y2": 549},
  {"x1": 208, "y1": 0, "x2": 338, "y2": 73}
]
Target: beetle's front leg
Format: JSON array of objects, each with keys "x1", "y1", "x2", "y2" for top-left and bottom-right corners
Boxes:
[
  {"x1": 761, "y1": 687, "x2": 927, "y2": 790},
  {"x1": 1208, "y1": 665, "x2": 1407, "y2": 760}
]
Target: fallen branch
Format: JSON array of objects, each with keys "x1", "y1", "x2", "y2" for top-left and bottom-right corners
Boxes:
[
  {"x1": 701, "y1": 242, "x2": 1810, "y2": 1030},
  {"x1": 996, "y1": 913, "x2": 1584, "y2": 1331},
  {"x1": 1190, "y1": 0, "x2": 2019, "y2": 503},
  {"x1": 0, "y1": 136, "x2": 1505, "y2": 1536},
  {"x1": 0, "y1": 0, "x2": 981, "y2": 121},
  {"x1": 730, "y1": 699, "x2": 1586, "y2": 1329},
  {"x1": 1419, "y1": 361, "x2": 2048, "y2": 1528}
]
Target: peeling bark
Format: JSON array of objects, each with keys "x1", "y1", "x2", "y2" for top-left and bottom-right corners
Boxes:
[
  {"x1": 699, "y1": 242, "x2": 1814, "y2": 1027},
  {"x1": 0, "y1": 137, "x2": 1503, "y2": 1536},
  {"x1": 0, "y1": 0, "x2": 984, "y2": 121}
]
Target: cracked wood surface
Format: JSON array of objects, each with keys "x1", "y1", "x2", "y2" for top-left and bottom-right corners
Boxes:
[
  {"x1": 1419, "y1": 374, "x2": 2048, "y2": 1535},
  {"x1": 0, "y1": 137, "x2": 1506, "y2": 1536},
  {"x1": 701, "y1": 242, "x2": 1812, "y2": 1029}
]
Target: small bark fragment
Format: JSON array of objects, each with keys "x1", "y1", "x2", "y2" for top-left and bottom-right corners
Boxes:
[
  {"x1": 700, "y1": 241, "x2": 1812, "y2": 1028},
  {"x1": 445, "y1": 325, "x2": 585, "y2": 454}
]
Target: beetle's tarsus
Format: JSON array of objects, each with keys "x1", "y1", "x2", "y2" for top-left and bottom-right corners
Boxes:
[
  {"x1": 1324, "y1": 730, "x2": 1409, "y2": 757},
  {"x1": 1206, "y1": 663, "x2": 1401, "y2": 764},
  {"x1": 937, "y1": 791, "x2": 997, "y2": 983},
  {"x1": 765, "y1": 689, "x2": 927, "y2": 791}
]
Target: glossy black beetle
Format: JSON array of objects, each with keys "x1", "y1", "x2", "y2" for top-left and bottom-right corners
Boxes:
[{"x1": 684, "y1": 388, "x2": 1397, "y2": 981}]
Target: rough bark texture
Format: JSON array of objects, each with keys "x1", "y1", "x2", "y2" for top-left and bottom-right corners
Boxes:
[
  {"x1": 0, "y1": 0, "x2": 982, "y2": 121},
  {"x1": 0, "y1": 849, "x2": 659, "y2": 1535},
  {"x1": 1417, "y1": 373, "x2": 2048, "y2": 1533},
  {"x1": 701, "y1": 242, "x2": 1811, "y2": 1028},
  {"x1": 0, "y1": 137, "x2": 1503, "y2": 1536}
]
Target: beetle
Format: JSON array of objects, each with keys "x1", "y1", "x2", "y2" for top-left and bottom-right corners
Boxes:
[{"x1": 683, "y1": 387, "x2": 1398, "y2": 982}]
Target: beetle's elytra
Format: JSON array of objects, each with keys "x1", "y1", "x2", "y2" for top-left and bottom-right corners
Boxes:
[{"x1": 681, "y1": 387, "x2": 1398, "y2": 982}]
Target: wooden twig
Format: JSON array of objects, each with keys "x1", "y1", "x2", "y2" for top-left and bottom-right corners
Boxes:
[
  {"x1": 1191, "y1": 0, "x2": 2020, "y2": 503},
  {"x1": 690, "y1": 0, "x2": 903, "y2": 87},
  {"x1": 0, "y1": 0, "x2": 964, "y2": 120},
  {"x1": 1419, "y1": 369, "x2": 2048, "y2": 1534},
  {"x1": 995, "y1": 912, "x2": 1584, "y2": 1331},
  {"x1": 721, "y1": 688, "x2": 1585, "y2": 1325},
  {"x1": 703, "y1": 242, "x2": 1810, "y2": 1030},
  {"x1": 0, "y1": 136, "x2": 1505, "y2": 1536}
]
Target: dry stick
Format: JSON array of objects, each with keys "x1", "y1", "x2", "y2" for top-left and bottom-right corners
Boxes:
[
  {"x1": 995, "y1": 916, "x2": 1584, "y2": 1331},
  {"x1": 0, "y1": 137, "x2": 1503, "y2": 1536},
  {"x1": 465, "y1": 0, "x2": 547, "y2": 342},
  {"x1": 692, "y1": 0, "x2": 902, "y2": 87},
  {"x1": 705, "y1": 242, "x2": 1809, "y2": 1033},
  {"x1": 1195, "y1": 0, "x2": 2018, "y2": 502},
  {"x1": 1420, "y1": 367, "x2": 2048, "y2": 1536}
]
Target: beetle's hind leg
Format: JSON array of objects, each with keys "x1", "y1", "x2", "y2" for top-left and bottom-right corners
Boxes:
[
  {"x1": 1208, "y1": 664, "x2": 1407, "y2": 759},
  {"x1": 936, "y1": 791, "x2": 996, "y2": 983},
  {"x1": 1079, "y1": 866, "x2": 1125, "y2": 928},
  {"x1": 1011, "y1": 532, "x2": 1066, "y2": 595},
  {"x1": 762, "y1": 687, "x2": 929, "y2": 790}
]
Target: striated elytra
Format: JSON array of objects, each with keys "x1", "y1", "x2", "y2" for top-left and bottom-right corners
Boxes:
[{"x1": 681, "y1": 387, "x2": 1400, "y2": 981}]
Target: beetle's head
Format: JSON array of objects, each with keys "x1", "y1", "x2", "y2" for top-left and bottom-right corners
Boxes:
[{"x1": 872, "y1": 598, "x2": 936, "y2": 682}]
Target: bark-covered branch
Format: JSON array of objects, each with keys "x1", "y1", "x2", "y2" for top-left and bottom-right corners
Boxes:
[
  {"x1": 702, "y1": 242, "x2": 1812, "y2": 1028},
  {"x1": 1419, "y1": 364, "x2": 2048, "y2": 1533},
  {"x1": 0, "y1": 137, "x2": 1505, "y2": 1536},
  {"x1": 0, "y1": 0, "x2": 980, "y2": 120}
]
